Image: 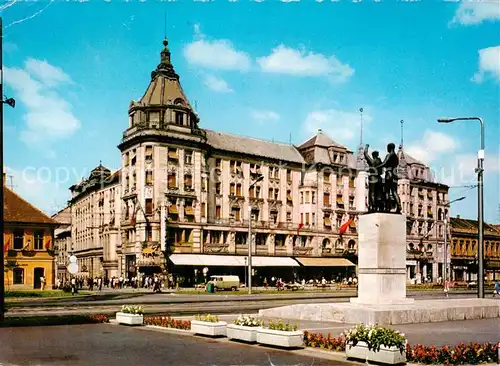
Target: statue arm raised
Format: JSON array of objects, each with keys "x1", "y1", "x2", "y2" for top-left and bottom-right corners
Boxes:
[
  {"x1": 363, "y1": 148, "x2": 373, "y2": 166},
  {"x1": 376, "y1": 153, "x2": 391, "y2": 169}
]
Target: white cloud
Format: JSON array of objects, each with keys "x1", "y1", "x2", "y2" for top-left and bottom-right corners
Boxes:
[
  {"x1": 451, "y1": 1, "x2": 500, "y2": 26},
  {"x1": 257, "y1": 45, "x2": 354, "y2": 82},
  {"x1": 251, "y1": 110, "x2": 280, "y2": 123},
  {"x1": 405, "y1": 130, "x2": 459, "y2": 164},
  {"x1": 204, "y1": 75, "x2": 233, "y2": 93},
  {"x1": 303, "y1": 108, "x2": 372, "y2": 142},
  {"x1": 4, "y1": 58, "x2": 80, "y2": 153},
  {"x1": 471, "y1": 45, "x2": 500, "y2": 83},
  {"x1": 184, "y1": 27, "x2": 251, "y2": 71}
]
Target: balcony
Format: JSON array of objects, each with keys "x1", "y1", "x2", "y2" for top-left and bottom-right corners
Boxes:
[
  {"x1": 172, "y1": 242, "x2": 193, "y2": 254},
  {"x1": 136, "y1": 256, "x2": 163, "y2": 267},
  {"x1": 293, "y1": 247, "x2": 313, "y2": 256},
  {"x1": 204, "y1": 242, "x2": 229, "y2": 254}
]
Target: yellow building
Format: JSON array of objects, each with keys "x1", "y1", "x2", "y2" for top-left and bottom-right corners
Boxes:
[{"x1": 3, "y1": 182, "x2": 59, "y2": 289}]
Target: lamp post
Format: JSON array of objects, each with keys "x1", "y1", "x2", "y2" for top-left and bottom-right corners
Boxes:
[
  {"x1": 248, "y1": 174, "x2": 264, "y2": 295},
  {"x1": 0, "y1": 16, "x2": 17, "y2": 321},
  {"x1": 443, "y1": 196, "x2": 466, "y2": 296},
  {"x1": 438, "y1": 116, "x2": 485, "y2": 298}
]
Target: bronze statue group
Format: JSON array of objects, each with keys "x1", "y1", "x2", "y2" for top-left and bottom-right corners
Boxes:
[{"x1": 364, "y1": 143, "x2": 402, "y2": 214}]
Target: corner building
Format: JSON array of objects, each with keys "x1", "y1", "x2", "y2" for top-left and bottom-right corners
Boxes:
[{"x1": 68, "y1": 38, "x2": 450, "y2": 285}]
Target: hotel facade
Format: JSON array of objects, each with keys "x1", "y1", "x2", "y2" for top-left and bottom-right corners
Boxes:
[{"x1": 64, "y1": 38, "x2": 453, "y2": 285}]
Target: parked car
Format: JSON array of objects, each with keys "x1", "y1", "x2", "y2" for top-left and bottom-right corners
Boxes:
[{"x1": 207, "y1": 275, "x2": 240, "y2": 291}]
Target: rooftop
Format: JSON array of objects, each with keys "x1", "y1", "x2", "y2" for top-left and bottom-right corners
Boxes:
[{"x1": 4, "y1": 186, "x2": 58, "y2": 226}]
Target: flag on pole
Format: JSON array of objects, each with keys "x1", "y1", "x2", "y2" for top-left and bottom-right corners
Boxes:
[
  {"x1": 130, "y1": 203, "x2": 137, "y2": 226},
  {"x1": 297, "y1": 223, "x2": 304, "y2": 236},
  {"x1": 339, "y1": 217, "x2": 354, "y2": 236},
  {"x1": 3, "y1": 238, "x2": 10, "y2": 253},
  {"x1": 45, "y1": 238, "x2": 51, "y2": 250}
]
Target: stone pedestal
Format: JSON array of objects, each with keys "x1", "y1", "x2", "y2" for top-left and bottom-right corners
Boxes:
[{"x1": 350, "y1": 213, "x2": 414, "y2": 305}]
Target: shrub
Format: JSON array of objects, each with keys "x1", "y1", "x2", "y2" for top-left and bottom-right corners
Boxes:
[
  {"x1": 304, "y1": 331, "x2": 346, "y2": 351},
  {"x1": 120, "y1": 305, "x2": 144, "y2": 315},
  {"x1": 345, "y1": 323, "x2": 406, "y2": 354},
  {"x1": 144, "y1": 316, "x2": 191, "y2": 330},
  {"x1": 267, "y1": 319, "x2": 298, "y2": 332},
  {"x1": 195, "y1": 314, "x2": 219, "y2": 323},
  {"x1": 0, "y1": 314, "x2": 109, "y2": 327},
  {"x1": 233, "y1": 315, "x2": 263, "y2": 327}
]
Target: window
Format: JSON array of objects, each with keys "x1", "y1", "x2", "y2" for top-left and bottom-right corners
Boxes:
[
  {"x1": 125, "y1": 176, "x2": 129, "y2": 191},
  {"x1": 251, "y1": 209, "x2": 260, "y2": 221},
  {"x1": 216, "y1": 205, "x2": 221, "y2": 219},
  {"x1": 124, "y1": 152, "x2": 130, "y2": 166},
  {"x1": 232, "y1": 207, "x2": 241, "y2": 221},
  {"x1": 13, "y1": 230, "x2": 24, "y2": 250},
  {"x1": 168, "y1": 173, "x2": 177, "y2": 188},
  {"x1": 249, "y1": 186, "x2": 255, "y2": 198},
  {"x1": 168, "y1": 148, "x2": 178, "y2": 160},
  {"x1": 230, "y1": 161, "x2": 236, "y2": 173},
  {"x1": 34, "y1": 230, "x2": 44, "y2": 250},
  {"x1": 132, "y1": 172, "x2": 137, "y2": 191},
  {"x1": 145, "y1": 146, "x2": 153, "y2": 160},
  {"x1": 300, "y1": 192, "x2": 304, "y2": 204},
  {"x1": 305, "y1": 191, "x2": 310, "y2": 203},
  {"x1": 256, "y1": 186, "x2": 261, "y2": 198},
  {"x1": 323, "y1": 192, "x2": 330, "y2": 206},
  {"x1": 306, "y1": 213, "x2": 310, "y2": 225},
  {"x1": 230, "y1": 183, "x2": 236, "y2": 196},
  {"x1": 300, "y1": 213, "x2": 304, "y2": 224},
  {"x1": 201, "y1": 202, "x2": 206, "y2": 218},
  {"x1": 184, "y1": 150, "x2": 193, "y2": 164},
  {"x1": 312, "y1": 191, "x2": 316, "y2": 204},
  {"x1": 184, "y1": 174, "x2": 193, "y2": 190},
  {"x1": 269, "y1": 188, "x2": 273, "y2": 199},
  {"x1": 145, "y1": 199, "x2": 153, "y2": 215},
  {"x1": 349, "y1": 177, "x2": 355, "y2": 188},
  {"x1": 287, "y1": 169, "x2": 292, "y2": 182},
  {"x1": 215, "y1": 158, "x2": 222, "y2": 169},
  {"x1": 215, "y1": 183, "x2": 221, "y2": 195},
  {"x1": 146, "y1": 170, "x2": 153, "y2": 185},
  {"x1": 286, "y1": 212, "x2": 292, "y2": 222},
  {"x1": 146, "y1": 226, "x2": 153, "y2": 241},
  {"x1": 270, "y1": 211, "x2": 278, "y2": 224},
  {"x1": 287, "y1": 190, "x2": 292, "y2": 203},
  {"x1": 274, "y1": 188, "x2": 279, "y2": 200},
  {"x1": 175, "y1": 111, "x2": 184, "y2": 125},
  {"x1": 131, "y1": 154, "x2": 136, "y2": 166},
  {"x1": 236, "y1": 184, "x2": 242, "y2": 196},
  {"x1": 324, "y1": 172, "x2": 330, "y2": 183},
  {"x1": 13, "y1": 268, "x2": 24, "y2": 285},
  {"x1": 312, "y1": 213, "x2": 315, "y2": 225}
]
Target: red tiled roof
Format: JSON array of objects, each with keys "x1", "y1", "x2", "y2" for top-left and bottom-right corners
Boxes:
[{"x1": 4, "y1": 186, "x2": 58, "y2": 225}]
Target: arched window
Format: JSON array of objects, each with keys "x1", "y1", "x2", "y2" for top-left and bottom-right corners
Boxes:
[
  {"x1": 348, "y1": 240, "x2": 355, "y2": 250},
  {"x1": 438, "y1": 208, "x2": 443, "y2": 221},
  {"x1": 322, "y1": 238, "x2": 330, "y2": 249},
  {"x1": 426, "y1": 244, "x2": 433, "y2": 252},
  {"x1": 174, "y1": 98, "x2": 185, "y2": 106},
  {"x1": 408, "y1": 243, "x2": 414, "y2": 251}
]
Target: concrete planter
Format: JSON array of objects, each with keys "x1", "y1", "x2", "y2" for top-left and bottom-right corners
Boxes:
[
  {"x1": 116, "y1": 312, "x2": 144, "y2": 326},
  {"x1": 227, "y1": 324, "x2": 261, "y2": 343},
  {"x1": 346, "y1": 341, "x2": 406, "y2": 365},
  {"x1": 256, "y1": 328, "x2": 304, "y2": 348},
  {"x1": 191, "y1": 320, "x2": 227, "y2": 337}
]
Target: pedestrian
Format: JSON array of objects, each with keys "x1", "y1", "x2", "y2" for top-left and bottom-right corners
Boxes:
[
  {"x1": 263, "y1": 277, "x2": 268, "y2": 289},
  {"x1": 493, "y1": 280, "x2": 500, "y2": 298},
  {"x1": 40, "y1": 276, "x2": 45, "y2": 291}
]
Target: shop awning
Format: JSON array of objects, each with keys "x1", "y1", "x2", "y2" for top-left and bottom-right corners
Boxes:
[
  {"x1": 295, "y1": 257, "x2": 355, "y2": 267},
  {"x1": 169, "y1": 254, "x2": 299, "y2": 267}
]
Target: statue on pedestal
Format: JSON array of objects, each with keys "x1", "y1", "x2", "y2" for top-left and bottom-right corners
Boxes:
[{"x1": 364, "y1": 143, "x2": 402, "y2": 214}]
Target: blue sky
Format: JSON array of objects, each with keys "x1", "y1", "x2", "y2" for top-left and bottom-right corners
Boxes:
[{"x1": 1, "y1": 0, "x2": 499, "y2": 222}]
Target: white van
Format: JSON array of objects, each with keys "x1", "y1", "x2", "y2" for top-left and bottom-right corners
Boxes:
[{"x1": 208, "y1": 275, "x2": 240, "y2": 291}]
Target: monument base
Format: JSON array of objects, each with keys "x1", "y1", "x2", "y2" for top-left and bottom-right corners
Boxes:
[{"x1": 258, "y1": 298, "x2": 500, "y2": 325}]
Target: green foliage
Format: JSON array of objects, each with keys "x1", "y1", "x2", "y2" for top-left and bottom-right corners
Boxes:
[
  {"x1": 268, "y1": 319, "x2": 298, "y2": 332},
  {"x1": 120, "y1": 305, "x2": 144, "y2": 315},
  {"x1": 195, "y1": 314, "x2": 219, "y2": 323},
  {"x1": 345, "y1": 324, "x2": 407, "y2": 354},
  {"x1": 0, "y1": 314, "x2": 109, "y2": 327}
]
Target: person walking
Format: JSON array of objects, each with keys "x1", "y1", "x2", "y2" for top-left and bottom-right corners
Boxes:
[{"x1": 493, "y1": 280, "x2": 500, "y2": 298}]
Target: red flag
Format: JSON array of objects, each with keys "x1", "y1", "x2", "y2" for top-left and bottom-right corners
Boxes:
[
  {"x1": 45, "y1": 238, "x2": 51, "y2": 249},
  {"x1": 3, "y1": 238, "x2": 10, "y2": 253},
  {"x1": 297, "y1": 223, "x2": 304, "y2": 236},
  {"x1": 130, "y1": 207, "x2": 136, "y2": 226},
  {"x1": 339, "y1": 217, "x2": 354, "y2": 236}
]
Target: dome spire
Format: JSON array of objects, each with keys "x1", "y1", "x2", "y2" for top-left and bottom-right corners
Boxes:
[{"x1": 151, "y1": 37, "x2": 178, "y2": 80}]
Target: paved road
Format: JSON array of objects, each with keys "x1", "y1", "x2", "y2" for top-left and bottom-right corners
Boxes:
[
  {"x1": 0, "y1": 324, "x2": 353, "y2": 366},
  {"x1": 5, "y1": 292, "x2": 482, "y2": 317}
]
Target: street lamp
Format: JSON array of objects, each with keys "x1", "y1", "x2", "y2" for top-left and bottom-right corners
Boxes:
[
  {"x1": 0, "y1": 17, "x2": 17, "y2": 321},
  {"x1": 443, "y1": 196, "x2": 466, "y2": 296},
  {"x1": 248, "y1": 174, "x2": 264, "y2": 295},
  {"x1": 438, "y1": 116, "x2": 485, "y2": 298}
]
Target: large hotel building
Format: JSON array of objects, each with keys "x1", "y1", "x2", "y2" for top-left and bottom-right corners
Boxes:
[{"x1": 54, "y1": 38, "x2": 455, "y2": 285}]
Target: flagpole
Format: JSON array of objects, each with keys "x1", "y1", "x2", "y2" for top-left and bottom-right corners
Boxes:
[{"x1": 0, "y1": 16, "x2": 5, "y2": 322}]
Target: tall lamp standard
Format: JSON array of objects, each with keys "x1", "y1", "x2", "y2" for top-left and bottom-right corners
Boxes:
[
  {"x1": 0, "y1": 16, "x2": 17, "y2": 321},
  {"x1": 248, "y1": 174, "x2": 264, "y2": 295},
  {"x1": 443, "y1": 196, "x2": 466, "y2": 296},
  {"x1": 438, "y1": 116, "x2": 485, "y2": 298}
]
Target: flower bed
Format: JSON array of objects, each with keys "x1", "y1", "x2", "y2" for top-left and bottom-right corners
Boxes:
[
  {"x1": 257, "y1": 320, "x2": 303, "y2": 348},
  {"x1": 144, "y1": 316, "x2": 191, "y2": 330},
  {"x1": 227, "y1": 315, "x2": 263, "y2": 343},
  {"x1": 191, "y1": 314, "x2": 227, "y2": 337},
  {"x1": 0, "y1": 314, "x2": 109, "y2": 327},
  {"x1": 304, "y1": 330, "x2": 499, "y2": 365},
  {"x1": 406, "y1": 343, "x2": 499, "y2": 365}
]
